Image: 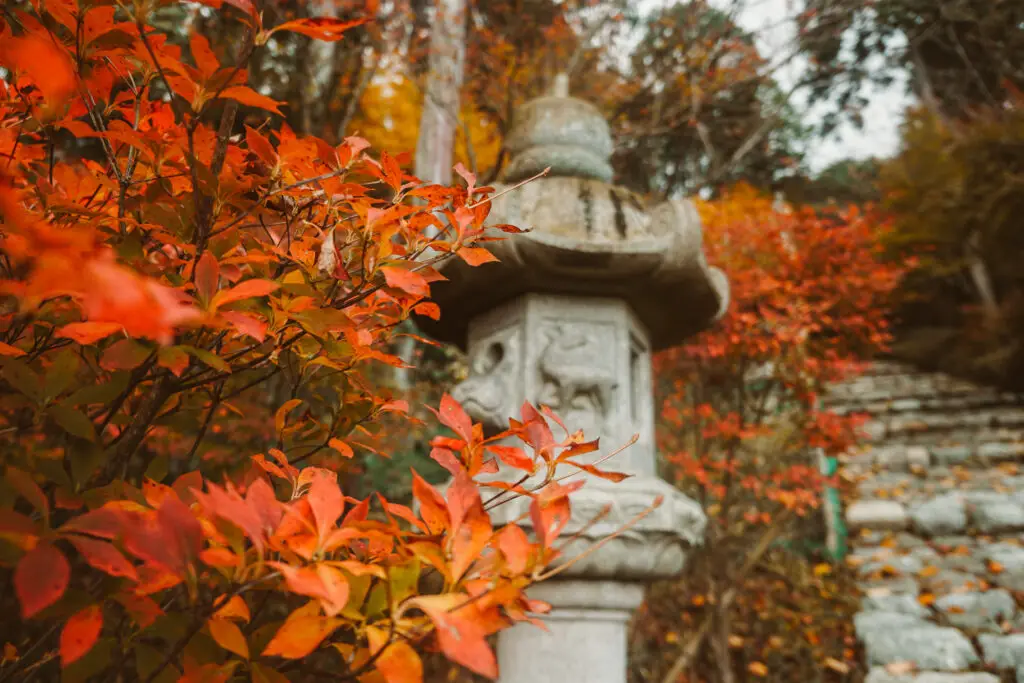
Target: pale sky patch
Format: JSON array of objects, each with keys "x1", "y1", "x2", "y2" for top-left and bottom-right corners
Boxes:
[{"x1": 632, "y1": 0, "x2": 915, "y2": 173}]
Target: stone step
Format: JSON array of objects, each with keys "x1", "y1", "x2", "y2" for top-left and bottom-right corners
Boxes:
[
  {"x1": 844, "y1": 442, "x2": 1024, "y2": 473},
  {"x1": 828, "y1": 374, "x2": 1022, "y2": 406},
  {"x1": 846, "y1": 494, "x2": 1024, "y2": 535}
]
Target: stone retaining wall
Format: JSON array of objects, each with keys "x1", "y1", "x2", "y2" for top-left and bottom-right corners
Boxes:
[{"x1": 828, "y1": 362, "x2": 1024, "y2": 683}]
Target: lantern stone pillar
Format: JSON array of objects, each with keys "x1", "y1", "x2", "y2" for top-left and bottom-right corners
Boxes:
[{"x1": 416, "y1": 74, "x2": 730, "y2": 683}]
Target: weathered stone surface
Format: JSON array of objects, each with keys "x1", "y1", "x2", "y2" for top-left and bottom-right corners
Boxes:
[
  {"x1": 861, "y1": 592, "x2": 930, "y2": 617},
  {"x1": 923, "y1": 569, "x2": 986, "y2": 593},
  {"x1": 931, "y1": 446, "x2": 972, "y2": 466},
  {"x1": 862, "y1": 625, "x2": 979, "y2": 669},
  {"x1": 848, "y1": 500, "x2": 910, "y2": 530},
  {"x1": 978, "y1": 633, "x2": 1024, "y2": 669},
  {"x1": 910, "y1": 494, "x2": 967, "y2": 536},
  {"x1": 907, "y1": 446, "x2": 931, "y2": 468},
  {"x1": 833, "y1": 363, "x2": 1024, "y2": 681},
  {"x1": 866, "y1": 672, "x2": 998, "y2": 683},
  {"x1": 978, "y1": 442, "x2": 1024, "y2": 461},
  {"x1": 854, "y1": 611, "x2": 929, "y2": 639},
  {"x1": 934, "y1": 590, "x2": 1016, "y2": 631},
  {"x1": 982, "y1": 543, "x2": 1024, "y2": 573},
  {"x1": 860, "y1": 553, "x2": 926, "y2": 577},
  {"x1": 972, "y1": 500, "x2": 1024, "y2": 533},
  {"x1": 858, "y1": 577, "x2": 921, "y2": 597}
]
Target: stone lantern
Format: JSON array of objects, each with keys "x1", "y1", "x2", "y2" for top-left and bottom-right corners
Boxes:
[{"x1": 416, "y1": 74, "x2": 730, "y2": 683}]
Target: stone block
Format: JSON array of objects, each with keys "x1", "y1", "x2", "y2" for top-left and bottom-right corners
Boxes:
[
  {"x1": 848, "y1": 500, "x2": 910, "y2": 531},
  {"x1": 866, "y1": 673, "x2": 999, "y2": 683},
  {"x1": 979, "y1": 442, "x2": 1024, "y2": 461},
  {"x1": 861, "y1": 591, "x2": 930, "y2": 617},
  {"x1": 979, "y1": 633, "x2": 1024, "y2": 669},
  {"x1": 931, "y1": 446, "x2": 972, "y2": 466},
  {"x1": 973, "y1": 500, "x2": 1024, "y2": 533},
  {"x1": 922, "y1": 570, "x2": 986, "y2": 593},
  {"x1": 934, "y1": 589, "x2": 1016, "y2": 631},
  {"x1": 911, "y1": 495, "x2": 967, "y2": 536},
  {"x1": 862, "y1": 624, "x2": 979, "y2": 670},
  {"x1": 854, "y1": 610, "x2": 929, "y2": 639},
  {"x1": 984, "y1": 543, "x2": 1024, "y2": 573},
  {"x1": 907, "y1": 446, "x2": 931, "y2": 469}
]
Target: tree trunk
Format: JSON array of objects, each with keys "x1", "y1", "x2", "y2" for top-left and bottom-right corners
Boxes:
[
  {"x1": 393, "y1": 0, "x2": 468, "y2": 391},
  {"x1": 414, "y1": 0, "x2": 467, "y2": 187}
]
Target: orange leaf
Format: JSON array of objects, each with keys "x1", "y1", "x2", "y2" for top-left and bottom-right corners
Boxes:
[
  {"x1": 457, "y1": 247, "x2": 499, "y2": 266},
  {"x1": 214, "y1": 595, "x2": 251, "y2": 622},
  {"x1": 411, "y1": 471, "x2": 449, "y2": 535},
  {"x1": 748, "y1": 662, "x2": 769, "y2": 677},
  {"x1": 413, "y1": 302, "x2": 441, "y2": 320},
  {"x1": 16, "y1": 542, "x2": 70, "y2": 618},
  {"x1": 0, "y1": 341, "x2": 25, "y2": 356},
  {"x1": 211, "y1": 279, "x2": 279, "y2": 309},
  {"x1": 6, "y1": 466, "x2": 49, "y2": 523},
  {"x1": 60, "y1": 605, "x2": 102, "y2": 667},
  {"x1": 367, "y1": 625, "x2": 422, "y2": 683},
  {"x1": 219, "y1": 86, "x2": 285, "y2": 115},
  {"x1": 68, "y1": 535, "x2": 137, "y2": 580},
  {"x1": 209, "y1": 617, "x2": 249, "y2": 659},
  {"x1": 270, "y1": 17, "x2": 367, "y2": 41},
  {"x1": 496, "y1": 524, "x2": 531, "y2": 574},
  {"x1": 414, "y1": 595, "x2": 497, "y2": 678},
  {"x1": 436, "y1": 393, "x2": 473, "y2": 443},
  {"x1": 262, "y1": 611, "x2": 342, "y2": 659},
  {"x1": 195, "y1": 251, "x2": 220, "y2": 303},
  {"x1": 328, "y1": 438, "x2": 354, "y2": 458},
  {"x1": 380, "y1": 266, "x2": 429, "y2": 298}
]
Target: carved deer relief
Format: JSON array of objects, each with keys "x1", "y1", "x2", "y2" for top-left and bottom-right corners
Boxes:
[{"x1": 536, "y1": 323, "x2": 618, "y2": 435}]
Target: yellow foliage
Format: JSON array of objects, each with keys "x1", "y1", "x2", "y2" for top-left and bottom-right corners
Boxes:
[{"x1": 347, "y1": 72, "x2": 502, "y2": 176}]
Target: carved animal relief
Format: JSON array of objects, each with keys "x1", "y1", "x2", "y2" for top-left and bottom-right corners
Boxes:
[
  {"x1": 451, "y1": 329, "x2": 521, "y2": 432},
  {"x1": 536, "y1": 323, "x2": 618, "y2": 437}
]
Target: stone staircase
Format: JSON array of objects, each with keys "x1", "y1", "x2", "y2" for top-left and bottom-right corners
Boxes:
[{"x1": 827, "y1": 362, "x2": 1024, "y2": 683}]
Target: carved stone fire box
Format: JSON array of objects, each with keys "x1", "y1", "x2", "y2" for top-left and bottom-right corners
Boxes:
[{"x1": 416, "y1": 73, "x2": 730, "y2": 683}]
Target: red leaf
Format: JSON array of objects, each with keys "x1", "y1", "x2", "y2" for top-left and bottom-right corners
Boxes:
[
  {"x1": 219, "y1": 86, "x2": 285, "y2": 115},
  {"x1": 413, "y1": 302, "x2": 441, "y2": 320},
  {"x1": 414, "y1": 595, "x2": 497, "y2": 678},
  {"x1": 208, "y1": 617, "x2": 249, "y2": 659},
  {"x1": 457, "y1": 247, "x2": 499, "y2": 266},
  {"x1": 56, "y1": 322, "x2": 123, "y2": 344},
  {"x1": 6, "y1": 466, "x2": 49, "y2": 524},
  {"x1": 411, "y1": 471, "x2": 449, "y2": 535},
  {"x1": 380, "y1": 266, "x2": 429, "y2": 298},
  {"x1": 212, "y1": 279, "x2": 279, "y2": 309},
  {"x1": 486, "y1": 445, "x2": 534, "y2": 472},
  {"x1": 60, "y1": 605, "x2": 103, "y2": 667},
  {"x1": 245, "y1": 125, "x2": 278, "y2": 167},
  {"x1": 99, "y1": 339, "x2": 151, "y2": 371},
  {"x1": 437, "y1": 394, "x2": 473, "y2": 443},
  {"x1": 0, "y1": 341, "x2": 25, "y2": 356},
  {"x1": 328, "y1": 438, "x2": 354, "y2": 458},
  {"x1": 195, "y1": 251, "x2": 220, "y2": 303},
  {"x1": 429, "y1": 447, "x2": 463, "y2": 477},
  {"x1": 306, "y1": 475, "x2": 344, "y2": 543},
  {"x1": 68, "y1": 535, "x2": 138, "y2": 580},
  {"x1": 15, "y1": 542, "x2": 70, "y2": 618},
  {"x1": 157, "y1": 346, "x2": 190, "y2": 376},
  {"x1": 262, "y1": 610, "x2": 342, "y2": 659},
  {"x1": 220, "y1": 311, "x2": 268, "y2": 342},
  {"x1": 367, "y1": 626, "x2": 422, "y2": 683},
  {"x1": 270, "y1": 17, "x2": 367, "y2": 42},
  {"x1": 497, "y1": 524, "x2": 531, "y2": 574}
]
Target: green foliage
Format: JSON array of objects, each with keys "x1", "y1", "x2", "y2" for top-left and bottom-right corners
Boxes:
[{"x1": 880, "y1": 100, "x2": 1024, "y2": 386}]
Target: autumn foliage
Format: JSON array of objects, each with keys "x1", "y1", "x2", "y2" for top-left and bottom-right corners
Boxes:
[
  {"x1": 0, "y1": 1, "x2": 620, "y2": 681},
  {"x1": 638, "y1": 184, "x2": 910, "y2": 682}
]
